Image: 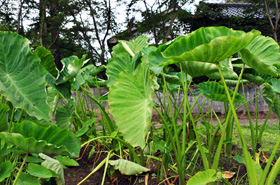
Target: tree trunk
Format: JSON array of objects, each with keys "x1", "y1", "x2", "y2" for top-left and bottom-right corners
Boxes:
[
  {"x1": 264, "y1": 0, "x2": 279, "y2": 43},
  {"x1": 163, "y1": 0, "x2": 178, "y2": 43},
  {"x1": 39, "y1": 0, "x2": 46, "y2": 46},
  {"x1": 17, "y1": 0, "x2": 23, "y2": 34},
  {"x1": 49, "y1": 1, "x2": 62, "y2": 70},
  {"x1": 273, "y1": 29, "x2": 278, "y2": 43}
]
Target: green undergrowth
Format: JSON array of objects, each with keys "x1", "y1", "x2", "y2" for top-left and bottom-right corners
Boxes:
[
  {"x1": 232, "y1": 123, "x2": 280, "y2": 154},
  {"x1": 152, "y1": 120, "x2": 280, "y2": 155},
  {"x1": 197, "y1": 122, "x2": 280, "y2": 155}
]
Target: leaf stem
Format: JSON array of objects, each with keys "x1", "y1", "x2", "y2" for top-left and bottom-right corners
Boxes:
[
  {"x1": 13, "y1": 152, "x2": 28, "y2": 185},
  {"x1": 17, "y1": 109, "x2": 25, "y2": 123},
  {"x1": 81, "y1": 136, "x2": 141, "y2": 164},
  {"x1": 217, "y1": 64, "x2": 257, "y2": 185},
  {"x1": 78, "y1": 152, "x2": 114, "y2": 185}
]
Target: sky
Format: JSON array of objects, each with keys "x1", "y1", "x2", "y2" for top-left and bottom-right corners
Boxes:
[{"x1": 112, "y1": 0, "x2": 226, "y2": 31}]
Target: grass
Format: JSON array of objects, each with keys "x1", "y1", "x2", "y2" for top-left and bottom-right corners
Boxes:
[
  {"x1": 152, "y1": 118, "x2": 280, "y2": 154},
  {"x1": 231, "y1": 123, "x2": 280, "y2": 154}
]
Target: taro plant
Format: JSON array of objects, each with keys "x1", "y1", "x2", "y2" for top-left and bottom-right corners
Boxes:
[
  {"x1": 2, "y1": 26, "x2": 280, "y2": 185},
  {"x1": 140, "y1": 26, "x2": 260, "y2": 185},
  {"x1": 0, "y1": 32, "x2": 81, "y2": 184},
  {"x1": 97, "y1": 27, "x2": 280, "y2": 185},
  {"x1": 156, "y1": 27, "x2": 280, "y2": 185}
]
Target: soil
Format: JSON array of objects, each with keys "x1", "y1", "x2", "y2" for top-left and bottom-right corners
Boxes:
[
  {"x1": 64, "y1": 147, "x2": 163, "y2": 185},
  {"x1": 63, "y1": 145, "x2": 256, "y2": 185},
  {"x1": 64, "y1": 112, "x2": 279, "y2": 185}
]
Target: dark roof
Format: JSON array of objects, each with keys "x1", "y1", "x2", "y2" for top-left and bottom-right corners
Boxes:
[{"x1": 198, "y1": 2, "x2": 268, "y2": 18}]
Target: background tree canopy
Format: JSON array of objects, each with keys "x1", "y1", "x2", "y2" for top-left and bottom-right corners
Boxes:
[{"x1": 1, "y1": 0, "x2": 278, "y2": 69}]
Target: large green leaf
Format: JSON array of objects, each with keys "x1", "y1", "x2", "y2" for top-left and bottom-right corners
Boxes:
[
  {"x1": 240, "y1": 35, "x2": 280, "y2": 77},
  {"x1": 0, "y1": 32, "x2": 51, "y2": 120},
  {"x1": 0, "y1": 161, "x2": 13, "y2": 182},
  {"x1": 56, "y1": 55, "x2": 89, "y2": 85},
  {"x1": 0, "y1": 121, "x2": 80, "y2": 158},
  {"x1": 108, "y1": 159, "x2": 150, "y2": 175},
  {"x1": 187, "y1": 169, "x2": 218, "y2": 185},
  {"x1": 106, "y1": 53, "x2": 134, "y2": 87},
  {"x1": 109, "y1": 62, "x2": 154, "y2": 148},
  {"x1": 198, "y1": 81, "x2": 245, "y2": 103},
  {"x1": 262, "y1": 83, "x2": 280, "y2": 118},
  {"x1": 34, "y1": 46, "x2": 58, "y2": 78},
  {"x1": 0, "y1": 104, "x2": 9, "y2": 131},
  {"x1": 112, "y1": 36, "x2": 149, "y2": 57},
  {"x1": 161, "y1": 27, "x2": 260, "y2": 65}
]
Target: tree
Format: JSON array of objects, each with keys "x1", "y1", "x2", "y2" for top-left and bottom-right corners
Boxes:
[
  {"x1": 263, "y1": 0, "x2": 280, "y2": 42},
  {"x1": 66, "y1": 0, "x2": 118, "y2": 66},
  {"x1": 226, "y1": 0, "x2": 280, "y2": 42},
  {"x1": 112, "y1": 0, "x2": 191, "y2": 46},
  {"x1": 0, "y1": 0, "x2": 17, "y2": 31}
]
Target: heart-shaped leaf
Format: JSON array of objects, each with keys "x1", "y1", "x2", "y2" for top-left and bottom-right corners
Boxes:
[
  {"x1": 162, "y1": 27, "x2": 260, "y2": 65},
  {"x1": 0, "y1": 32, "x2": 51, "y2": 120},
  {"x1": 109, "y1": 62, "x2": 154, "y2": 148},
  {"x1": 46, "y1": 87, "x2": 59, "y2": 113}
]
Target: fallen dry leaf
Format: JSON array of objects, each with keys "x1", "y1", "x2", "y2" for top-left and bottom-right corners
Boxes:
[{"x1": 221, "y1": 171, "x2": 236, "y2": 179}]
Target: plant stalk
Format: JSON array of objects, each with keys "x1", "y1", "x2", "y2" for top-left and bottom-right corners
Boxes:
[
  {"x1": 13, "y1": 153, "x2": 28, "y2": 185},
  {"x1": 217, "y1": 64, "x2": 257, "y2": 185}
]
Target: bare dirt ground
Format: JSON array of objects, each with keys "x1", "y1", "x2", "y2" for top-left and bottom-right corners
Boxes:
[{"x1": 63, "y1": 110, "x2": 279, "y2": 185}]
